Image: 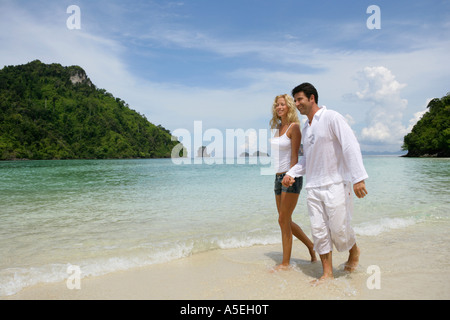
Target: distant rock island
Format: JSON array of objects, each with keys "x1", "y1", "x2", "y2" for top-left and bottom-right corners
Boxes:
[
  {"x1": 197, "y1": 146, "x2": 210, "y2": 158},
  {"x1": 0, "y1": 60, "x2": 183, "y2": 160},
  {"x1": 239, "y1": 151, "x2": 270, "y2": 157}
]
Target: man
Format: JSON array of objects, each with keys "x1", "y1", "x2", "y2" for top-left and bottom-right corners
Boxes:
[{"x1": 282, "y1": 83, "x2": 368, "y2": 282}]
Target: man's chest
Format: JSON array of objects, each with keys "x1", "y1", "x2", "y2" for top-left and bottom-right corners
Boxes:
[{"x1": 302, "y1": 121, "x2": 333, "y2": 151}]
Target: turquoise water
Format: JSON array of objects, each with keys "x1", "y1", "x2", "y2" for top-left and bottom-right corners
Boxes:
[{"x1": 0, "y1": 156, "x2": 449, "y2": 296}]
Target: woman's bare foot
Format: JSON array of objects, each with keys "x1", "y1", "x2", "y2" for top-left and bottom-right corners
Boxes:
[
  {"x1": 309, "y1": 248, "x2": 317, "y2": 262},
  {"x1": 270, "y1": 263, "x2": 291, "y2": 273},
  {"x1": 344, "y1": 245, "x2": 360, "y2": 272}
]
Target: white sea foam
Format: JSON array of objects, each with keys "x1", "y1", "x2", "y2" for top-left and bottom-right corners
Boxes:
[
  {"x1": 0, "y1": 233, "x2": 281, "y2": 297},
  {"x1": 354, "y1": 217, "x2": 419, "y2": 236},
  {"x1": 217, "y1": 234, "x2": 280, "y2": 249},
  {"x1": 0, "y1": 264, "x2": 69, "y2": 297}
]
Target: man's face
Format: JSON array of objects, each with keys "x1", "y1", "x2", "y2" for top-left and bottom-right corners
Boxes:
[{"x1": 293, "y1": 92, "x2": 313, "y2": 116}]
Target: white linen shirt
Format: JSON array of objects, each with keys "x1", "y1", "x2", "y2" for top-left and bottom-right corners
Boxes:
[{"x1": 286, "y1": 106, "x2": 368, "y2": 188}]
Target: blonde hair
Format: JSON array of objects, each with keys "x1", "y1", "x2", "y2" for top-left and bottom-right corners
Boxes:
[{"x1": 269, "y1": 94, "x2": 300, "y2": 129}]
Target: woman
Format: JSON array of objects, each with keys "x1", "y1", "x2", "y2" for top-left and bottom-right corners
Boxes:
[{"x1": 270, "y1": 94, "x2": 316, "y2": 270}]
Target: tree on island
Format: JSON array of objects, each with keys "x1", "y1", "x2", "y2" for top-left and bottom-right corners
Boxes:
[{"x1": 402, "y1": 93, "x2": 450, "y2": 157}]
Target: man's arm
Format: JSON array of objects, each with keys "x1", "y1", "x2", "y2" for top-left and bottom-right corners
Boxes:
[
  {"x1": 282, "y1": 155, "x2": 305, "y2": 186},
  {"x1": 331, "y1": 113, "x2": 369, "y2": 188}
]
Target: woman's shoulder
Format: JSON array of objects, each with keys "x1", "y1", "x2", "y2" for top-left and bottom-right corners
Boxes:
[
  {"x1": 289, "y1": 122, "x2": 301, "y2": 132},
  {"x1": 286, "y1": 122, "x2": 301, "y2": 138}
]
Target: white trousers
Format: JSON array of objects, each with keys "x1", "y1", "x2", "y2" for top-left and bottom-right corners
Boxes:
[{"x1": 306, "y1": 181, "x2": 356, "y2": 255}]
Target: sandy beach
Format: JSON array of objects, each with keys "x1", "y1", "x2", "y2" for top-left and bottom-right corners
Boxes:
[{"x1": 3, "y1": 220, "x2": 448, "y2": 301}]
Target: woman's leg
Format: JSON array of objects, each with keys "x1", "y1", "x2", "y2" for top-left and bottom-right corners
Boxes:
[
  {"x1": 276, "y1": 192, "x2": 316, "y2": 269},
  {"x1": 281, "y1": 192, "x2": 317, "y2": 262},
  {"x1": 291, "y1": 220, "x2": 317, "y2": 262},
  {"x1": 276, "y1": 192, "x2": 299, "y2": 268}
]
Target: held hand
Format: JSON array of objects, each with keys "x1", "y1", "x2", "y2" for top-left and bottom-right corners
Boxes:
[
  {"x1": 353, "y1": 180, "x2": 368, "y2": 199},
  {"x1": 282, "y1": 175, "x2": 295, "y2": 187}
]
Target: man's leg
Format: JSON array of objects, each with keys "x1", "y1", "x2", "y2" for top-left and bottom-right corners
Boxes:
[
  {"x1": 307, "y1": 188, "x2": 333, "y2": 280},
  {"x1": 319, "y1": 251, "x2": 333, "y2": 280},
  {"x1": 345, "y1": 243, "x2": 360, "y2": 272},
  {"x1": 327, "y1": 182, "x2": 360, "y2": 272}
]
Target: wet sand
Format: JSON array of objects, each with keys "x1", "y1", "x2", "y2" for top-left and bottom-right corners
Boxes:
[{"x1": 3, "y1": 221, "x2": 449, "y2": 300}]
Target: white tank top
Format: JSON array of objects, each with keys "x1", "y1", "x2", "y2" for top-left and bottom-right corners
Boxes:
[{"x1": 271, "y1": 123, "x2": 295, "y2": 173}]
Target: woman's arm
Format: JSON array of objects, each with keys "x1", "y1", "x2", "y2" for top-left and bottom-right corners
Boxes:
[{"x1": 288, "y1": 123, "x2": 301, "y2": 168}]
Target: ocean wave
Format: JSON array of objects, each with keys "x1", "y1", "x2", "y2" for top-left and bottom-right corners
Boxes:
[
  {"x1": 354, "y1": 217, "x2": 419, "y2": 236},
  {"x1": 0, "y1": 242, "x2": 197, "y2": 297},
  {"x1": 0, "y1": 233, "x2": 280, "y2": 297},
  {"x1": 216, "y1": 234, "x2": 280, "y2": 249},
  {"x1": 0, "y1": 264, "x2": 70, "y2": 297}
]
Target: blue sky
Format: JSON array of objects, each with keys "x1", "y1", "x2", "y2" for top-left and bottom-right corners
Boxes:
[{"x1": 1, "y1": 0, "x2": 449, "y2": 154}]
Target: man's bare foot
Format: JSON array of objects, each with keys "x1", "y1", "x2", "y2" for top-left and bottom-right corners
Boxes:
[
  {"x1": 310, "y1": 273, "x2": 334, "y2": 286},
  {"x1": 344, "y1": 245, "x2": 360, "y2": 272}
]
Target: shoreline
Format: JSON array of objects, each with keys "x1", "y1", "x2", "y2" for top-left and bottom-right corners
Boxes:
[
  {"x1": 0, "y1": 156, "x2": 176, "y2": 162},
  {"x1": 3, "y1": 221, "x2": 449, "y2": 300}
]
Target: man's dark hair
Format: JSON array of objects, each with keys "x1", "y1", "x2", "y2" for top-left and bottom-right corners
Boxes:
[{"x1": 292, "y1": 83, "x2": 318, "y2": 104}]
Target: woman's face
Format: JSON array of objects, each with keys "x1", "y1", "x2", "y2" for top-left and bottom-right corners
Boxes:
[{"x1": 275, "y1": 97, "x2": 288, "y2": 118}]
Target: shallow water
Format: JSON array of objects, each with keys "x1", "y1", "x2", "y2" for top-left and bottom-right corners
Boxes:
[{"x1": 0, "y1": 156, "x2": 449, "y2": 296}]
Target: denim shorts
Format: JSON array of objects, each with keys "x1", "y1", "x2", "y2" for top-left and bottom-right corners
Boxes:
[{"x1": 274, "y1": 173, "x2": 303, "y2": 195}]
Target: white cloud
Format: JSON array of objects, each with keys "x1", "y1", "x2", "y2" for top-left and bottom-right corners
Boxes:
[
  {"x1": 355, "y1": 66, "x2": 407, "y2": 103},
  {"x1": 352, "y1": 66, "x2": 410, "y2": 149}
]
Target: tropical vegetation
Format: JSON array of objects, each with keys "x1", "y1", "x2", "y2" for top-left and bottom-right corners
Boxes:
[
  {"x1": 402, "y1": 93, "x2": 450, "y2": 157},
  {"x1": 0, "y1": 60, "x2": 182, "y2": 160}
]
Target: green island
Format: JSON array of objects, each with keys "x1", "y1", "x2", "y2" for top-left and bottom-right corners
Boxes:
[
  {"x1": 0, "y1": 60, "x2": 183, "y2": 160},
  {"x1": 402, "y1": 93, "x2": 450, "y2": 157}
]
